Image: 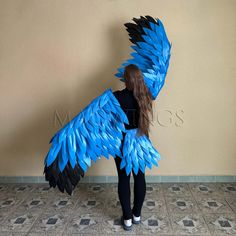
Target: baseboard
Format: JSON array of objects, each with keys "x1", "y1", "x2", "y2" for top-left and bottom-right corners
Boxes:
[{"x1": 0, "y1": 175, "x2": 235, "y2": 183}]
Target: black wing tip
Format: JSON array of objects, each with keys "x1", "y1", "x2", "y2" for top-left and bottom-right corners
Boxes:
[
  {"x1": 124, "y1": 15, "x2": 159, "y2": 44},
  {"x1": 43, "y1": 160, "x2": 84, "y2": 196}
]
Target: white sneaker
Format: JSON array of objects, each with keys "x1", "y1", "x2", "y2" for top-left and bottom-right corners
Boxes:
[
  {"x1": 120, "y1": 216, "x2": 132, "y2": 231},
  {"x1": 124, "y1": 219, "x2": 132, "y2": 227},
  {"x1": 132, "y1": 214, "x2": 141, "y2": 224}
]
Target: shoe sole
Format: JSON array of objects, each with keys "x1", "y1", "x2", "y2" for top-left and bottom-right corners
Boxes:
[{"x1": 123, "y1": 225, "x2": 132, "y2": 231}]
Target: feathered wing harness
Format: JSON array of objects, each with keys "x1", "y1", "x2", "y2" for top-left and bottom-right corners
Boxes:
[{"x1": 43, "y1": 15, "x2": 172, "y2": 195}]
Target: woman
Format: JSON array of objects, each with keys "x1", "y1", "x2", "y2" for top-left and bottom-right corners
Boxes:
[{"x1": 113, "y1": 64, "x2": 153, "y2": 231}]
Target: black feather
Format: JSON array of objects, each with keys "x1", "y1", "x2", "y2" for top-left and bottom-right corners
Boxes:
[
  {"x1": 124, "y1": 15, "x2": 158, "y2": 44},
  {"x1": 145, "y1": 15, "x2": 158, "y2": 25},
  {"x1": 44, "y1": 157, "x2": 84, "y2": 196}
]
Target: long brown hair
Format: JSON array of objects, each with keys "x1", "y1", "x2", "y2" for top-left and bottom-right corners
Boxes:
[{"x1": 124, "y1": 64, "x2": 153, "y2": 137}]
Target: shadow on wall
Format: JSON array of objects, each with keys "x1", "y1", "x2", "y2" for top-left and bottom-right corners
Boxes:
[{"x1": 0, "y1": 22, "x2": 130, "y2": 176}]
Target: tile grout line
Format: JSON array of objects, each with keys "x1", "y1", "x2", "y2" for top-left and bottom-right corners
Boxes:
[
  {"x1": 60, "y1": 197, "x2": 81, "y2": 236},
  {"x1": 187, "y1": 183, "x2": 214, "y2": 236},
  {"x1": 161, "y1": 183, "x2": 175, "y2": 234},
  {"x1": 222, "y1": 183, "x2": 236, "y2": 215},
  {"x1": 21, "y1": 186, "x2": 46, "y2": 235}
]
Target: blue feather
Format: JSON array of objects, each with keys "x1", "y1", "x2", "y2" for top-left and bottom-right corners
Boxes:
[
  {"x1": 119, "y1": 128, "x2": 161, "y2": 175},
  {"x1": 67, "y1": 135, "x2": 76, "y2": 167}
]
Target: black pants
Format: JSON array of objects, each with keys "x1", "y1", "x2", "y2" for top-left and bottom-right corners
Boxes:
[{"x1": 114, "y1": 155, "x2": 146, "y2": 220}]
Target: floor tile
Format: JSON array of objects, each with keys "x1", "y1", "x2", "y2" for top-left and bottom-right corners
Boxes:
[
  {"x1": 203, "y1": 213, "x2": 236, "y2": 235},
  {"x1": 195, "y1": 195, "x2": 234, "y2": 214},
  {"x1": 165, "y1": 194, "x2": 200, "y2": 214},
  {"x1": 1, "y1": 209, "x2": 39, "y2": 233},
  {"x1": 169, "y1": 212, "x2": 211, "y2": 235},
  {"x1": 63, "y1": 212, "x2": 103, "y2": 235},
  {"x1": 137, "y1": 211, "x2": 173, "y2": 235},
  {"x1": 188, "y1": 183, "x2": 220, "y2": 197},
  {"x1": 27, "y1": 209, "x2": 69, "y2": 235},
  {"x1": 162, "y1": 183, "x2": 192, "y2": 197}
]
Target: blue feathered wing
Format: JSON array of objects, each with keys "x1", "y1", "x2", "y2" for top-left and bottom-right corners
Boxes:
[
  {"x1": 43, "y1": 88, "x2": 129, "y2": 195},
  {"x1": 119, "y1": 128, "x2": 161, "y2": 176},
  {"x1": 115, "y1": 15, "x2": 172, "y2": 100}
]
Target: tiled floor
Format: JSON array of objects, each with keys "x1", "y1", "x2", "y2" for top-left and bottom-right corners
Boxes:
[{"x1": 0, "y1": 182, "x2": 235, "y2": 235}]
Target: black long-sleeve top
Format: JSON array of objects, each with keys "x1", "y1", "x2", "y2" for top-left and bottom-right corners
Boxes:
[{"x1": 113, "y1": 87, "x2": 140, "y2": 130}]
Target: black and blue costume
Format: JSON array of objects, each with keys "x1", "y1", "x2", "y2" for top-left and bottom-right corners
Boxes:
[{"x1": 43, "y1": 15, "x2": 172, "y2": 196}]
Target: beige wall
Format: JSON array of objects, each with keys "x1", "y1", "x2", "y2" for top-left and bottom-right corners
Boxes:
[{"x1": 0, "y1": 0, "x2": 235, "y2": 176}]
